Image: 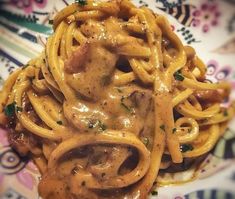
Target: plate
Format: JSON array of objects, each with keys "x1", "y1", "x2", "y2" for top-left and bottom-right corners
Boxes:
[{"x1": 0, "y1": 0, "x2": 235, "y2": 198}]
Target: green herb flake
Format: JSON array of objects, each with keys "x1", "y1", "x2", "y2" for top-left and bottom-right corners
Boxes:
[
  {"x1": 88, "y1": 119, "x2": 106, "y2": 131},
  {"x1": 120, "y1": 96, "x2": 134, "y2": 114},
  {"x1": 142, "y1": 137, "x2": 149, "y2": 146},
  {"x1": 174, "y1": 71, "x2": 184, "y2": 81},
  {"x1": 180, "y1": 144, "x2": 194, "y2": 153},
  {"x1": 16, "y1": 106, "x2": 23, "y2": 112},
  {"x1": 98, "y1": 121, "x2": 107, "y2": 131},
  {"x1": 75, "y1": 0, "x2": 87, "y2": 6},
  {"x1": 172, "y1": 127, "x2": 177, "y2": 134},
  {"x1": 160, "y1": 124, "x2": 165, "y2": 132},
  {"x1": 4, "y1": 102, "x2": 16, "y2": 117},
  {"x1": 223, "y1": 110, "x2": 228, "y2": 117},
  {"x1": 57, "y1": 121, "x2": 63, "y2": 125},
  {"x1": 49, "y1": 19, "x2": 53, "y2": 25},
  {"x1": 151, "y1": 191, "x2": 158, "y2": 196}
]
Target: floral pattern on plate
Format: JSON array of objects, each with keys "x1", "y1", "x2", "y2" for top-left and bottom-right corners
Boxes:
[{"x1": 0, "y1": 0, "x2": 235, "y2": 198}]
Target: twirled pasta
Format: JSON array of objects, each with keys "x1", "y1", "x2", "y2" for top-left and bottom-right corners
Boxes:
[{"x1": 0, "y1": 1, "x2": 234, "y2": 199}]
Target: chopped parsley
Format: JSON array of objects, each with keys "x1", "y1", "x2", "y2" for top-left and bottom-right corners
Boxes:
[
  {"x1": 172, "y1": 127, "x2": 177, "y2": 134},
  {"x1": 151, "y1": 191, "x2": 158, "y2": 196},
  {"x1": 142, "y1": 137, "x2": 149, "y2": 146},
  {"x1": 223, "y1": 110, "x2": 228, "y2": 117},
  {"x1": 174, "y1": 71, "x2": 184, "y2": 81},
  {"x1": 49, "y1": 19, "x2": 53, "y2": 25},
  {"x1": 75, "y1": 0, "x2": 87, "y2": 6},
  {"x1": 160, "y1": 124, "x2": 165, "y2": 132},
  {"x1": 57, "y1": 121, "x2": 63, "y2": 125},
  {"x1": 4, "y1": 102, "x2": 16, "y2": 117},
  {"x1": 99, "y1": 122, "x2": 107, "y2": 131},
  {"x1": 88, "y1": 119, "x2": 107, "y2": 131},
  {"x1": 120, "y1": 96, "x2": 134, "y2": 114},
  {"x1": 16, "y1": 106, "x2": 23, "y2": 112},
  {"x1": 180, "y1": 144, "x2": 194, "y2": 153}
]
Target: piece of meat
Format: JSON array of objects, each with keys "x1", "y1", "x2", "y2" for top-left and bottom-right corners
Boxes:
[
  {"x1": 66, "y1": 43, "x2": 118, "y2": 101},
  {"x1": 64, "y1": 43, "x2": 90, "y2": 74},
  {"x1": 129, "y1": 90, "x2": 153, "y2": 117},
  {"x1": 194, "y1": 90, "x2": 226, "y2": 103}
]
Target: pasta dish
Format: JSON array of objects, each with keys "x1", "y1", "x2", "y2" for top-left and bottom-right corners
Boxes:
[{"x1": 0, "y1": 0, "x2": 234, "y2": 198}]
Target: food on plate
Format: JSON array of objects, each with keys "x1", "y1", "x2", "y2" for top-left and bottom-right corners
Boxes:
[{"x1": 0, "y1": 0, "x2": 234, "y2": 198}]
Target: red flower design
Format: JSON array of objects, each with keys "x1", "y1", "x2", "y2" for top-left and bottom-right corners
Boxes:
[
  {"x1": 192, "y1": 1, "x2": 221, "y2": 33},
  {"x1": 11, "y1": 0, "x2": 47, "y2": 14}
]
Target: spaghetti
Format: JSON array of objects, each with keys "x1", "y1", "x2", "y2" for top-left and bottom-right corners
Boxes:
[{"x1": 0, "y1": 0, "x2": 234, "y2": 198}]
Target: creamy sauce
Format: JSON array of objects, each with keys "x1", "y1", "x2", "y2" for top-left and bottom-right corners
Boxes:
[{"x1": 39, "y1": 16, "x2": 155, "y2": 199}]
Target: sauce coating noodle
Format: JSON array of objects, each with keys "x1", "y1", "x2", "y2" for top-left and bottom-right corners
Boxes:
[{"x1": 0, "y1": 1, "x2": 234, "y2": 199}]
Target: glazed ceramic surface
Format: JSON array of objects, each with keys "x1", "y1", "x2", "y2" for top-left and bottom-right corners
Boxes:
[{"x1": 0, "y1": 0, "x2": 235, "y2": 198}]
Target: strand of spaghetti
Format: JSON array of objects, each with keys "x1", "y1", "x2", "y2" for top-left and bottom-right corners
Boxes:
[
  {"x1": 65, "y1": 22, "x2": 76, "y2": 58},
  {"x1": 82, "y1": 1, "x2": 120, "y2": 15},
  {"x1": 73, "y1": 10, "x2": 107, "y2": 21},
  {"x1": 193, "y1": 56, "x2": 207, "y2": 79},
  {"x1": 6, "y1": 67, "x2": 31, "y2": 105},
  {"x1": 48, "y1": 130, "x2": 150, "y2": 189},
  {"x1": 140, "y1": 60, "x2": 154, "y2": 72},
  {"x1": 132, "y1": 93, "x2": 167, "y2": 198},
  {"x1": 188, "y1": 95, "x2": 202, "y2": 111},
  {"x1": 199, "y1": 106, "x2": 234, "y2": 126},
  {"x1": 73, "y1": 28, "x2": 87, "y2": 44},
  {"x1": 14, "y1": 81, "x2": 61, "y2": 141},
  {"x1": 53, "y1": 3, "x2": 79, "y2": 29},
  {"x1": 181, "y1": 62, "x2": 197, "y2": 80},
  {"x1": 27, "y1": 90, "x2": 66, "y2": 130},
  {"x1": 175, "y1": 117, "x2": 199, "y2": 143},
  {"x1": 117, "y1": 43, "x2": 151, "y2": 57},
  {"x1": 60, "y1": 23, "x2": 69, "y2": 60},
  {"x1": 0, "y1": 68, "x2": 21, "y2": 112},
  {"x1": 47, "y1": 24, "x2": 77, "y2": 101},
  {"x1": 136, "y1": 8, "x2": 162, "y2": 69},
  {"x1": 124, "y1": 22, "x2": 146, "y2": 34},
  {"x1": 172, "y1": 88, "x2": 193, "y2": 107},
  {"x1": 129, "y1": 59, "x2": 154, "y2": 84},
  {"x1": 181, "y1": 77, "x2": 231, "y2": 90},
  {"x1": 156, "y1": 16, "x2": 187, "y2": 80},
  {"x1": 32, "y1": 66, "x2": 48, "y2": 93},
  {"x1": 113, "y1": 72, "x2": 136, "y2": 86},
  {"x1": 41, "y1": 53, "x2": 60, "y2": 90},
  {"x1": 176, "y1": 102, "x2": 220, "y2": 119},
  {"x1": 18, "y1": 113, "x2": 61, "y2": 141},
  {"x1": 183, "y1": 124, "x2": 220, "y2": 157},
  {"x1": 163, "y1": 93, "x2": 183, "y2": 164},
  {"x1": 162, "y1": 51, "x2": 172, "y2": 68}
]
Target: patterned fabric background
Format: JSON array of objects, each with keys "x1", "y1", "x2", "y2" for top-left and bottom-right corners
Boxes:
[{"x1": 0, "y1": 0, "x2": 235, "y2": 198}]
